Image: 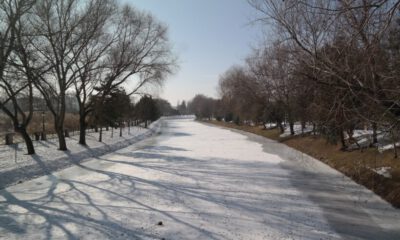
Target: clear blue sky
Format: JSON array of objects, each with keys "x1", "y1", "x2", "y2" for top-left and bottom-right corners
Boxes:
[{"x1": 123, "y1": 0, "x2": 263, "y2": 105}]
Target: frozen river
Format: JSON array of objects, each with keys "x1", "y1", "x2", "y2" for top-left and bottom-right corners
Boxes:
[{"x1": 0, "y1": 117, "x2": 399, "y2": 239}]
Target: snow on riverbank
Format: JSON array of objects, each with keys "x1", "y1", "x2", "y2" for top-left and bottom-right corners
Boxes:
[
  {"x1": 372, "y1": 167, "x2": 392, "y2": 178},
  {"x1": 0, "y1": 120, "x2": 162, "y2": 189},
  {"x1": 278, "y1": 125, "x2": 400, "y2": 154},
  {"x1": 280, "y1": 124, "x2": 313, "y2": 138}
]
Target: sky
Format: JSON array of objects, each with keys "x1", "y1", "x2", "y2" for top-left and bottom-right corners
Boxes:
[{"x1": 123, "y1": 0, "x2": 263, "y2": 105}]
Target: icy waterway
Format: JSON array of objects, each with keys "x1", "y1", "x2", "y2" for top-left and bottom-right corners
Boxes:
[{"x1": 0, "y1": 118, "x2": 399, "y2": 239}]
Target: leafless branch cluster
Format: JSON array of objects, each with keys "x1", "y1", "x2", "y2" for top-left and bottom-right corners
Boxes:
[{"x1": 214, "y1": 0, "x2": 400, "y2": 156}]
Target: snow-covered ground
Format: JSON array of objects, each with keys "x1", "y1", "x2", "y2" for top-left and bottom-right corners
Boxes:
[
  {"x1": 0, "y1": 122, "x2": 161, "y2": 189},
  {"x1": 280, "y1": 124, "x2": 313, "y2": 138},
  {"x1": 371, "y1": 167, "x2": 392, "y2": 179},
  {"x1": 264, "y1": 123, "x2": 277, "y2": 129},
  {"x1": 0, "y1": 118, "x2": 399, "y2": 239},
  {"x1": 343, "y1": 129, "x2": 400, "y2": 152}
]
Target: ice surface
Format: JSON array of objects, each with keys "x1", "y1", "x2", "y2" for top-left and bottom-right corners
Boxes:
[{"x1": 0, "y1": 118, "x2": 399, "y2": 239}]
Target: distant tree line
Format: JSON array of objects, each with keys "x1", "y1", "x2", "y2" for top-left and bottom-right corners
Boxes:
[
  {"x1": 89, "y1": 91, "x2": 177, "y2": 140},
  {"x1": 189, "y1": 0, "x2": 400, "y2": 156},
  {"x1": 0, "y1": 0, "x2": 176, "y2": 154}
]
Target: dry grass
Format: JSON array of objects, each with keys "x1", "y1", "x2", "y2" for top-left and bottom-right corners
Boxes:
[
  {"x1": 0, "y1": 112, "x2": 81, "y2": 144},
  {"x1": 27, "y1": 112, "x2": 80, "y2": 134},
  {"x1": 206, "y1": 120, "x2": 400, "y2": 208}
]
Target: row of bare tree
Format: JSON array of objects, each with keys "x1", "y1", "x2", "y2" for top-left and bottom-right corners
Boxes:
[
  {"x1": 0, "y1": 0, "x2": 176, "y2": 154},
  {"x1": 192, "y1": 0, "x2": 400, "y2": 155}
]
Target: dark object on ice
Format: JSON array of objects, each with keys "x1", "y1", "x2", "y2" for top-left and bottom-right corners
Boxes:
[
  {"x1": 157, "y1": 221, "x2": 163, "y2": 226},
  {"x1": 17, "y1": 180, "x2": 23, "y2": 184}
]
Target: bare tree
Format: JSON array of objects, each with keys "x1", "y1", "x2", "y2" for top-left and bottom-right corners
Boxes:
[
  {"x1": 72, "y1": 1, "x2": 115, "y2": 145},
  {"x1": 28, "y1": 0, "x2": 114, "y2": 150},
  {"x1": 249, "y1": 0, "x2": 400, "y2": 151},
  {"x1": 0, "y1": 0, "x2": 36, "y2": 154},
  {"x1": 218, "y1": 65, "x2": 265, "y2": 124},
  {"x1": 188, "y1": 94, "x2": 216, "y2": 120},
  {"x1": 94, "y1": 5, "x2": 176, "y2": 142}
]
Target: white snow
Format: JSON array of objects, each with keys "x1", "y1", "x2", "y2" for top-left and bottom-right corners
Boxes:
[
  {"x1": 378, "y1": 142, "x2": 400, "y2": 153},
  {"x1": 264, "y1": 123, "x2": 277, "y2": 129},
  {"x1": 0, "y1": 122, "x2": 161, "y2": 188},
  {"x1": 351, "y1": 129, "x2": 374, "y2": 139},
  {"x1": 372, "y1": 167, "x2": 392, "y2": 179},
  {"x1": 344, "y1": 129, "x2": 400, "y2": 152},
  {"x1": 0, "y1": 118, "x2": 399, "y2": 239},
  {"x1": 280, "y1": 124, "x2": 313, "y2": 138}
]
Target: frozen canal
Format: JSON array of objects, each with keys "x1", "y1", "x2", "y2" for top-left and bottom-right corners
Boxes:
[{"x1": 0, "y1": 118, "x2": 399, "y2": 239}]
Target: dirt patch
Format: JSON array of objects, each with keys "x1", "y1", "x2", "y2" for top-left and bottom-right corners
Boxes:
[{"x1": 206, "y1": 120, "x2": 400, "y2": 208}]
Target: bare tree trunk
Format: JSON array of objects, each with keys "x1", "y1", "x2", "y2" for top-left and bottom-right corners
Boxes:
[
  {"x1": 301, "y1": 121, "x2": 306, "y2": 134},
  {"x1": 78, "y1": 112, "x2": 87, "y2": 145},
  {"x1": 51, "y1": 92, "x2": 68, "y2": 151},
  {"x1": 372, "y1": 122, "x2": 378, "y2": 145},
  {"x1": 119, "y1": 122, "x2": 122, "y2": 137},
  {"x1": 16, "y1": 126, "x2": 35, "y2": 155},
  {"x1": 56, "y1": 128, "x2": 67, "y2": 151},
  {"x1": 54, "y1": 112, "x2": 67, "y2": 150},
  {"x1": 339, "y1": 129, "x2": 347, "y2": 151},
  {"x1": 391, "y1": 129, "x2": 398, "y2": 158},
  {"x1": 1, "y1": 107, "x2": 35, "y2": 154},
  {"x1": 312, "y1": 122, "x2": 316, "y2": 135},
  {"x1": 289, "y1": 121, "x2": 295, "y2": 135},
  {"x1": 277, "y1": 121, "x2": 284, "y2": 133},
  {"x1": 99, "y1": 126, "x2": 103, "y2": 142}
]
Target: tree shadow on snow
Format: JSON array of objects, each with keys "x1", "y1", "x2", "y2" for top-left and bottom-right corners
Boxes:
[
  {"x1": 0, "y1": 169, "x2": 163, "y2": 239},
  {"x1": 0, "y1": 141, "x2": 399, "y2": 239},
  {"x1": 259, "y1": 137, "x2": 400, "y2": 240}
]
